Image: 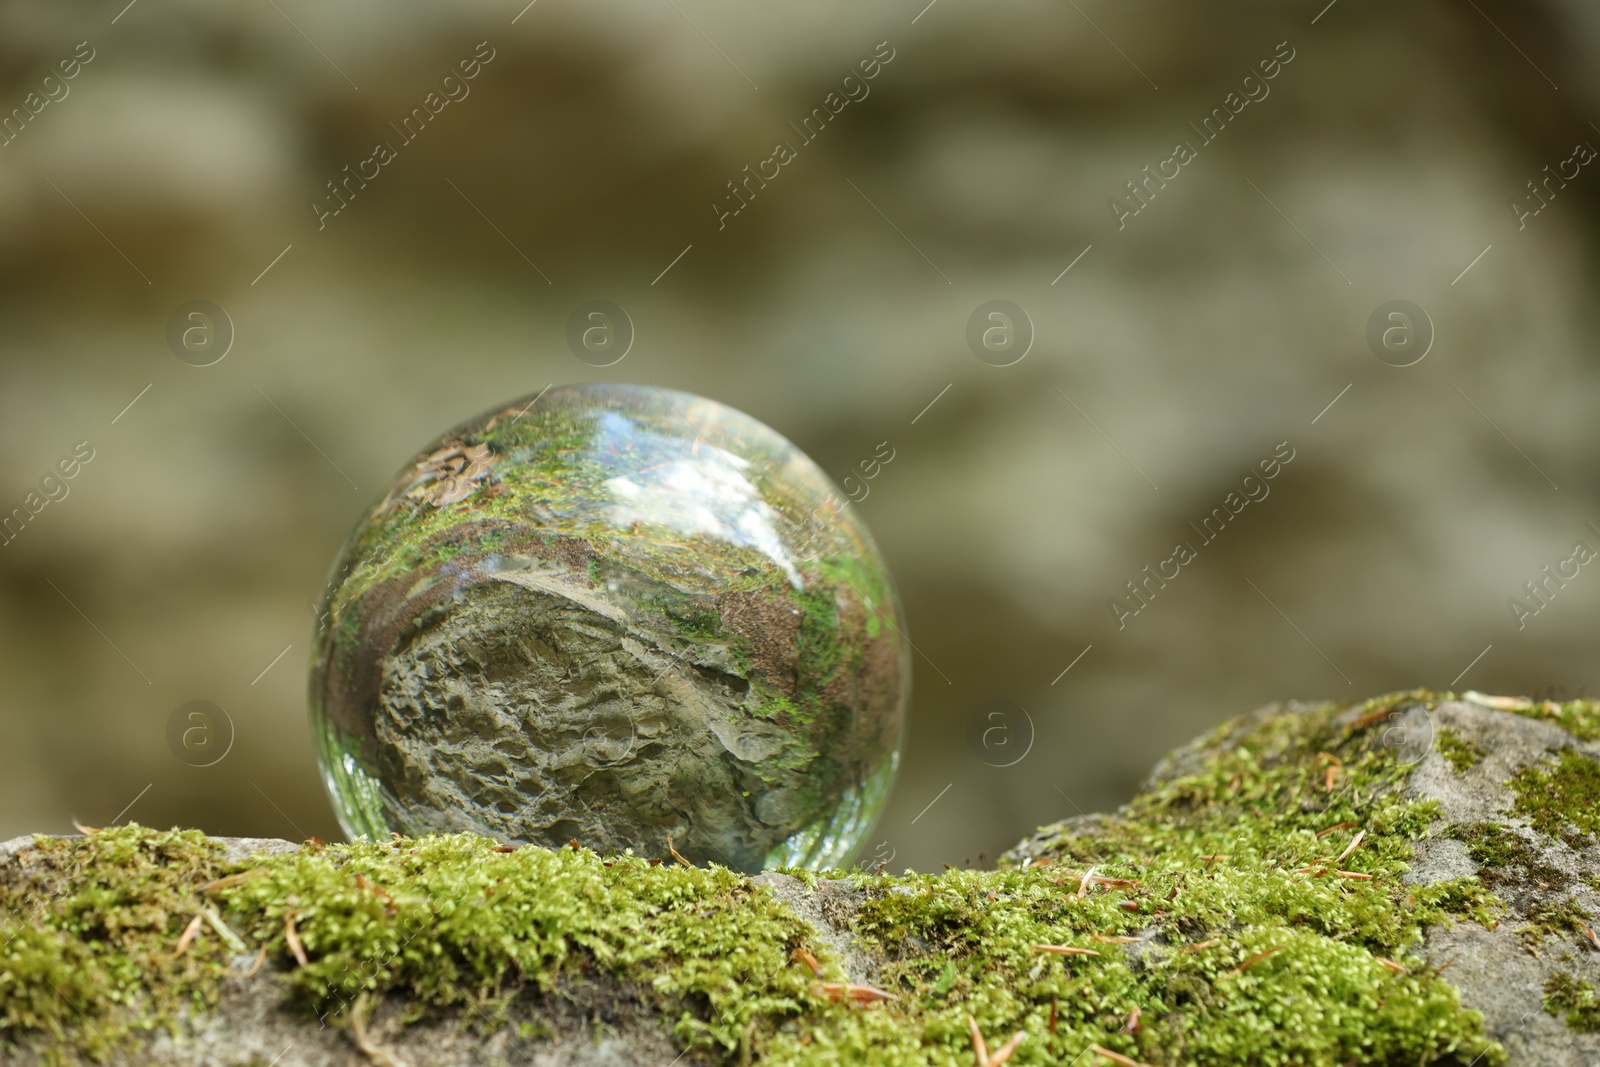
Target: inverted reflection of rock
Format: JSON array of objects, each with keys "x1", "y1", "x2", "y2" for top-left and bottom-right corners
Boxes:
[{"x1": 310, "y1": 385, "x2": 908, "y2": 871}]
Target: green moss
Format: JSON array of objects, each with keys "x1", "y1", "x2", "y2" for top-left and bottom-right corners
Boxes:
[
  {"x1": 1517, "y1": 898, "x2": 1592, "y2": 953},
  {"x1": 1454, "y1": 823, "x2": 1531, "y2": 869},
  {"x1": 1509, "y1": 748, "x2": 1600, "y2": 840},
  {"x1": 664, "y1": 604, "x2": 722, "y2": 640},
  {"x1": 323, "y1": 396, "x2": 825, "y2": 637},
  {"x1": 1545, "y1": 971, "x2": 1600, "y2": 1031},
  {"x1": 813, "y1": 555, "x2": 892, "y2": 640},
  {"x1": 1452, "y1": 822, "x2": 1568, "y2": 890},
  {"x1": 789, "y1": 554, "x2": 896, "y2": 694},
  {"x1": 1437, "y1": 728, "x2": 1488, "y2": 773},
  {"x1": 751, "y1": 691, "x2": 831, "y2": 739},
  {"x1": 2, "y1": 693, "x2": 1511, "y2": 1066},
  {"x1": 0, "y1": 828, "x2": 236, "y2": 1062},
  {"x1": 968, "y1": 691, "x2": 1504, "y2": 1065},
  {"x1": 793, "y1": 584, "x2": 843, "y2": 682},
  {"x1": 1, "y1": 828, "x2": 826, "y2": 1064},
  {"x1": 217, "y1": 836, "x2": 820, "y2": 1051},
  {"x1": 754, "y1": 693, "x2": 798, "y2": 722}
]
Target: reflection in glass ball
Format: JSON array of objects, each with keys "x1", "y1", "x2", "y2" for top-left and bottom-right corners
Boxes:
[{"x1": 309, "y1": 384, "x2": 908, "y2": 871}]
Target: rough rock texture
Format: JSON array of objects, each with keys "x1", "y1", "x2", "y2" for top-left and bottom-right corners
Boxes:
[
  {"x1": 50, "y1": 962, "x2": 686, "y2": 1067},
  {"x1": 1401, "y1": 701, "x2": 1600, "y2": 1066},
  {"x1": 373, "y1": 574, "x2": 764, "y2": 865},
  {"x1": 9, "y1": 692, "x2": 1600, "y2": 1065}
]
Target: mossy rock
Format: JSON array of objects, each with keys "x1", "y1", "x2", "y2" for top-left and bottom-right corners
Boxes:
[{"x1": 7, "y1": 691, "x2": 1600, "y2": 1065}]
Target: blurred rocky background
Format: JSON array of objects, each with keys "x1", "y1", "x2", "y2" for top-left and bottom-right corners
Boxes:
[{"x1": 1, "y1": 0, "x2": 1598, "y2": 871}]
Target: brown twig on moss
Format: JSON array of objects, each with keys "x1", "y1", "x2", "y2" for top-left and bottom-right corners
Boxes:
[
  {"x1": 1032, "y1": 944, "x2": 1100, "y2": 957},
  {"x1": 354, "y1": 872, "x2": 395, "y2": 909},
  {"x1": 240, "y1": 944, "x2": 268, "y2": 977},
  {"x1": 1226, "y1": 946, "x2": 1286, "y2": 976},
  {"x1": 1316, "y1": 752, "x2": 1343, "y2": 793},
  {"x1": 1346, "y1": 705, "x2": 1397, "y2": 730},
  {"x1": 283, "y1": 910, "x2": 308, "y2": 967},
  {"x1": 666, "y1": 835, "x2": 693, "y2": 868},
  {"x1": 1091, "y1": 876, "x2": 1142, "y2": 889},
  {"x1": 810, "y1": 981, "x2": 897, "y2": 1006},
  {"x1": 163, "y1": 914, "x2": 204, "y2": 961},
  {"x1": 968, "y1": 1016, "x2": 1025, "y2": 1066},
  {"x1": 350, "y1": 991, "x2": 407, "y2": 1067},
  {"x1": 792, "y1": 945, "x2": 893, "y2": 1004},
  {"x1": 791, "y1": 947, "x2": 824, "y2": 978}
]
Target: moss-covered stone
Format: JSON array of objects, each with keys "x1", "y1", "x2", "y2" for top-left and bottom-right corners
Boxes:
[
  {"x1": 4, "y1": 816, "x2": 1502, "y2": 1065},
  {"x1": 1545, "y1": 972, "x2": 1600, "y2": 1032},
  {"x1": 0, "y1": 828, "x2": 235, "y2": 1062},
  {"x1": 1517, "y1": 898, "x2": 1593, "y2": 953},
  {"x1": 28, "y1": 690, "x2": 1600, "y2": 1063},
  {"x1": 1510, "y1": 748, "x2": 1600, "y2": 841},
  {"x1": 8, "y1": 691, "x2": 1549, "y2": 1066},
  {"x1": 1437, "y1": 728, "x2": 1488, "y2": 774},
  {"x1": 1002, "y1": 692, "x2": 1504, "y2": 1065},
  {"x1": 1452, "y1": 823, "x2": 1569, "y2": 891},
  {"x1": 1494, "y1": 697, "x2": 1600, "y2": 742}
]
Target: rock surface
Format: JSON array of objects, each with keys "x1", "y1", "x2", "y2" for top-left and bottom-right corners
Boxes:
[
  {"x1": 1402, "y1": 700, "x2": 1600, "y2": 1066},
  {"x1": 8, "y1": 692, "x2": 1600, "y2": 1065}
]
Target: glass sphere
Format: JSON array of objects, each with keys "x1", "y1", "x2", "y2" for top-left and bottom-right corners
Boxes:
[{"x1": 309, "y1": 384, "x2": 909, "y2": 871}]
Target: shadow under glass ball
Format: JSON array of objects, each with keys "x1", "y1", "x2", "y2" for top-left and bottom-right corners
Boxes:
[{"x1": 309, "y1": 384, "x2": 909, "y2": 871}]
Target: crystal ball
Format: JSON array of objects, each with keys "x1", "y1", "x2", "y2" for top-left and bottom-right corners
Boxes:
[{"x1": 309, "y1": 384, "x2": 909, "y2": 871}]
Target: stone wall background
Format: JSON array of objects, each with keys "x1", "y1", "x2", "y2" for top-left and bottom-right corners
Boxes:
[{"x1": 0, "y1": 0, "x2": 1597, "y2": 871}]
